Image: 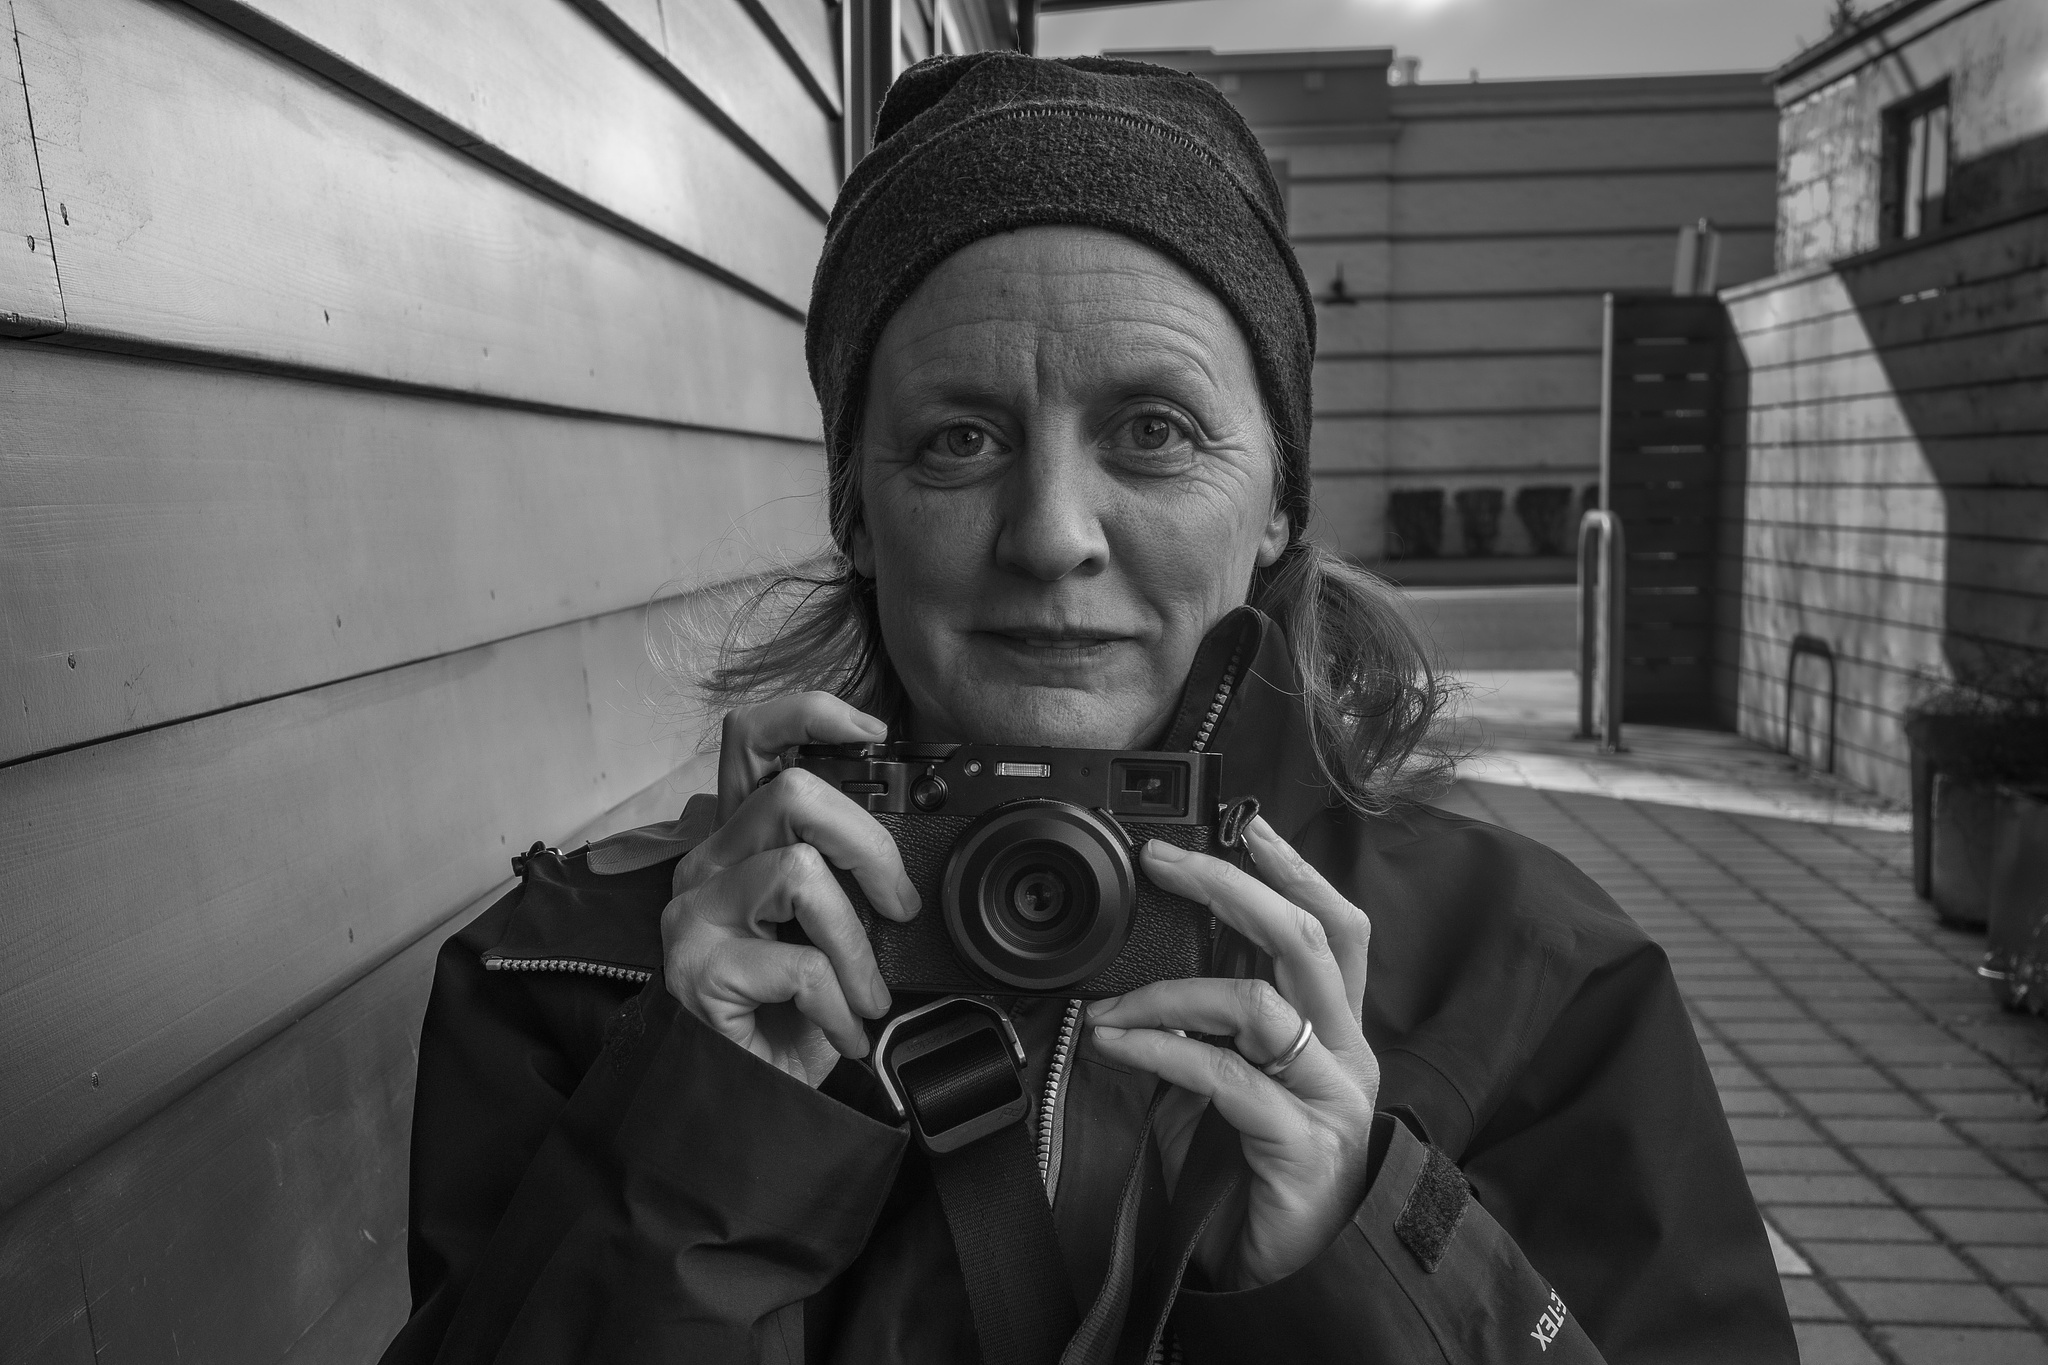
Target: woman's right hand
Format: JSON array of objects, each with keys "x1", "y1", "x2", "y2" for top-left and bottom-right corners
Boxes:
[{"x1": 660, "y1": 693, "x2": 920, "y2": 1086}]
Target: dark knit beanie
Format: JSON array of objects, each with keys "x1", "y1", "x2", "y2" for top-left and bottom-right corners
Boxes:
[{"x1": 806, "y1": 52, "x2": 1317, "y2": 549}]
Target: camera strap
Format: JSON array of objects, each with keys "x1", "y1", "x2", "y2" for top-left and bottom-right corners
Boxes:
[{"x1": 875, "y1": 997, "x2": 1080, "y2": 1365}]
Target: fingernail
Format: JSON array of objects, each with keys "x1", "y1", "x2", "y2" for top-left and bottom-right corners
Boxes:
[
  {"x1": 897, "y1": 877, "x2": 922, "y2": 917},
  {"x1": 1248, "y1": 815, "x2": 1278, "y2": 843},
  {"x1": 871, "y1": 974, "x2": 892, "y2": 1017},
  {"x1": 1085, "y1": 998, "x2": 1114, "y2": 1020},
  {"x1": 1146, "y1": 839, "x2": 1188, "y2": 863},
  {"x1": 855, "y1": 713, "x2": 889, "y2": 737},
  {"x1": 1092, "y1": 1024, "x2": 1126, "y2": 1040}
]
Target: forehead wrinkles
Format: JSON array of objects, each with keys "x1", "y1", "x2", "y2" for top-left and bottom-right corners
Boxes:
[{"x1": 878, "y1": 252, "x2": 1254, "y2": 409}]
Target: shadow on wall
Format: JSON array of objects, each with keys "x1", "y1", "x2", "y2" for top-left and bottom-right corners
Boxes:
[{"x1": 1837, "y1": 190, "x2": 2048, "y2": 696}]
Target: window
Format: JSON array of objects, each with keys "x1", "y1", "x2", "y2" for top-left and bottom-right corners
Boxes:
[{"x1": 1883, "y1": 85, "x2": 1950, "y2": 242}]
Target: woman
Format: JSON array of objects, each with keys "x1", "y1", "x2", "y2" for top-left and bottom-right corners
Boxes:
[{"x1": 383, "y1": 53, "x2": 1794, "y2": 1364}]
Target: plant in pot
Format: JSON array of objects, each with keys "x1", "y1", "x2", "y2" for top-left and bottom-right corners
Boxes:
[{"x1": 1903, "y1": 655, "x2": 2048, "y2": 939}]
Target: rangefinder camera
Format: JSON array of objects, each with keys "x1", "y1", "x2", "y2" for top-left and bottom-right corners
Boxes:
[{"x1": 785, "y1": 742, "x2": 1255, "y2": 997}]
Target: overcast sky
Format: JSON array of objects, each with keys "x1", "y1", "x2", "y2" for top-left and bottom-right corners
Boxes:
[{"x1": 1040, "y1": 0, "x2": 1847, "y2": 81}]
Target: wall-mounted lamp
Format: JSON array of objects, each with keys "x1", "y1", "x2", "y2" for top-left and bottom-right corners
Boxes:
[{"x1": 1320, "y1": 263, "x2": 1359, "y2": 306}]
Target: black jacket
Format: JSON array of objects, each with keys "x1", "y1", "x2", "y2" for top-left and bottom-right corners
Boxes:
[{"x1": 381, "y1": 616, "x2": 1795, "y2": 1364}]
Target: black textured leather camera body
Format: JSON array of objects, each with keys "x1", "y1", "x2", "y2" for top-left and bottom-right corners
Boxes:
[{"x1": 786, "y1": 742, "x2": 1252, "y2": 997}]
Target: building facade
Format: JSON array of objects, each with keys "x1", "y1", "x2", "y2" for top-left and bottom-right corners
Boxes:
[
  {"x1": 1721, "y1": 0, "x2": 2048, "y2": 801},
  {"x1": 1122, "y1": 47, "x2": 1780, "y2": 575},
  {"x1": 0, "y1": 0, "x2": 1022, "y2": 1356}
]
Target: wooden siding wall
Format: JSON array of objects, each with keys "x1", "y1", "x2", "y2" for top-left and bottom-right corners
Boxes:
[
  {"x1": 1722, "y1": 210, "x2": 2048, "y2": 802},
  {"x1": 1280, "y1": 76, "x2": 1779, "y2": 564},
  {"x1": 0, "y1": 0, "x2": 834, "y2": 1357}
]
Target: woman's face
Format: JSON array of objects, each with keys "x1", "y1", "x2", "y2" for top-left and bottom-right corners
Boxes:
[{"x1": 851, "y1": 226, "x2": 1289, "y2": 749}]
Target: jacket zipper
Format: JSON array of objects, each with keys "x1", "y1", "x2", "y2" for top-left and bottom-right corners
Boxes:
[
  {"x1": 1037, "y1": 998, "x2": 1083, "y2": 1199},
  {"x1": 1038, "y1": 647, "x2": 1245, "y2": 1202}
]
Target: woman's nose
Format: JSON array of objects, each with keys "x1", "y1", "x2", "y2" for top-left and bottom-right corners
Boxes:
[{"x1": 992, "y1": 443, "x2": 1110, "y2": 582}]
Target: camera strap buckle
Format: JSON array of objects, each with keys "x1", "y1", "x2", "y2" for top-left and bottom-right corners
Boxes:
[{"x1": 873, "y1": 995, "x2": 1030, "y2": 1155}]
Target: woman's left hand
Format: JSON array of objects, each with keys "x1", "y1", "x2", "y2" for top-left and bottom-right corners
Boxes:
[{"x1": 1087, "y1": 814, "x2": 1380, "y2": 1292}]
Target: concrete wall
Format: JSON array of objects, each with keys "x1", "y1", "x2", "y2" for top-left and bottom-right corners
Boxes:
[
  {"x1": 0, "y1": 0, "x2": 842, "y2": 1355},
  {"x1": 1124, "y1": 50, "x2": 1780, "y2": 568},
  {"x1": 1776, "y1": 0, "x2": 2048, "y2": 270}
]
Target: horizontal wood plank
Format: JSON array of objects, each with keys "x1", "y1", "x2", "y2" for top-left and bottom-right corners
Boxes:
[
  {"x1": 1731, "y1": 267, "x2": 2048, "y2": 368},
  {"x1": 1742, "y1": 382, "x2": 2048, "y2": 445},
  {"x1": 0, "y1": 51, "x2": 64, "y2": 339},
  {"x1": 1389, "y1": 170, "x2": 1770, "y2": 238},
  {"x1": 1316, "y1": 410, "x2": 1601, "y2": 470},
  {"x1": 1389, "y1": 108, "x2": 1774, "y2": 177},
  {"x1": 1317, "y1": 296, "x2": 1608, "y2": 355},
  {"x1": 746, "y1": 0, "x2": 839, "y2": 115},
  {"x1": 12, "y1": 0, "x2": 817, "y2": 437},
  {"x1": 563, "y1": 0, "x2": 837, "y2": 206},
  {"x1": 0, "y1": 762, "x2": 699, "y2": 1361},
  {"x1": 1743, "y1": 327, "x2": 2048, "y2": 410},
  {"x1": 0, "y1": 599, "x2": 723, "y2": 1212},
  {"x1": 1316, "y1": 352, "x2": 1602, "y2": 412},
  {"x1": 192, "y1": 0, "x2": 833, "y2": 282},
  {"x1": 1738, "y1": 432, "x2": 2046, "y2": 485},
  {"x1": 1, "y1": 346, "x2": 826, "y2": 762}
]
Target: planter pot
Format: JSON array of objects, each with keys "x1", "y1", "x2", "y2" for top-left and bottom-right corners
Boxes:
[
  {"x1": 1929, "y1": 773, "x2": 1999, "y2": 929},
  {"x1": 1983, "y1": 785, "x2": 2048, "y2": 1014},
  {"x1": 1905, "y1": 712, "x2": 2048, "y2": 916}
]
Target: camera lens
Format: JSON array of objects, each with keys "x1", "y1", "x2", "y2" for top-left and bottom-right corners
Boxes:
[
  {"x1": 942, "y1": 801, "x2": 1135, "y2": 990},
  {"x1": 1010, "y1": 870, "x2": 1065, "y2": 922}
]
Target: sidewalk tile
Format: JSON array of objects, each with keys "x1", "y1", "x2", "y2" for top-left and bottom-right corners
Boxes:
[
  {"x1": 1766, "y1": 1065, "x2": 1898, "y2": 1091},
  {"x1": 1876, "y1": 1326, "x2": 2048, "y2": 1364},
  {"x1": 1968, "y1": 1246, "x2": 2048, "y2": 1284},
  {"x1": 1745, "y1": 1043, "x2": 1866, "y2": 1065},
  {"x1": 1783, "y1": 1277, "x2": 1849, "y2": 1319},
  {"x1": 1926, "y1": 1209, "x2": 2048, "y2": 1244},
  {"x1": 1743, "y1": 1144, "x2": 1855, "y2": 1173},
  {"x1": 1792, "y1": 1322, "x2": 1885, "y2": 1364},
  {"x1": 1888, "y1": 1176, "x2": 2048, "y2": 1210},
  {"x1": 1722, "y1": 1021, "x2": 1835, "y2": 1042},
  {"x1": 1924, "y1": 1092, "x2": 2048, "y2": 1121},
  {"x1": 1800, "y1": 1241, "x2": 1978, "y2": 1281},
  {"x1": 1771, "y1": 1206, "x2": 1930, "y2": 1241},
  {"x1": 1749, "y1": 1174, "x2": 1893, "y2": 1205},
  {"x1": 1893, "y1": 1066, "x2": 2031, "y2": 1090},
  {"x1": 1731, "y1": 1116, "x2": 1826, "y2": 1144},
  {"x1": 1854, "y1": 1146, "x2": 2005, "y2": 1177},
  {"x1": 1803, "y1": 1091, "x2": 1927, "y2": 1118},
  {"x1": 1839, "y1": 1280, "x2": 2024, "y2": 1326},
  {"x1": 1722, "y1": 1089, "x2": 1791, "y2": 1115},
  {"x1": 1958, "y1": 1121, "x2": 2048, "y2": 1151},
  {"x1": 1821, "y1": 1118, "x2": 1965, "y2": 1147}
]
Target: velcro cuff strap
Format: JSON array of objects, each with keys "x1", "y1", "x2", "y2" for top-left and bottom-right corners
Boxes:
[{"x1": 1394, "y1": 1143, "x2": 1470, "y2": 1273}]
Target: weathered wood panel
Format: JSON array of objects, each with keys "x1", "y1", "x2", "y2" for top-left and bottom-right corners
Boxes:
[
  {"x1": 189, "y1": 0, "x2": 834, "y2": 263},
  {"x1": 1, "y1": 346, "x2": 825, "y2": 763},
  {"x1": 1296, "y1": 234, "x2": 1772, "y2": 299},
  {"x1": 1288, "y1": 180, "x2": 1390, "y2": 238},
  {"x1": 749, "y1": 0, "x2": 840, "y2": 114},
  {"x1": 0, "y1": 600, "x2": 713, "y2": 1213},
  {"x1": 0, "y1": 44, "x2": 63, "y2": 339},
  {"x1": 0, "y1": 766, "x2": 698, "y2": 1365},
  {"x1": 559, "y1": 0, "x2": 838, "y2": 204},
  {"x1": 10, "y1": 0, "x2": 816, "y2": 437}
]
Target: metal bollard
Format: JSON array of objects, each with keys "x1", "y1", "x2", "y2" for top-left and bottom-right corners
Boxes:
[{"x1": 1577, "y1": 510, "x2": 1627, "y2": 753}]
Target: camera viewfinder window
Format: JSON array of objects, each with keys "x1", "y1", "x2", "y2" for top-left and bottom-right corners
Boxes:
[{"x1": 1112, "y1": 761, "x2": 1188, "y2": 816}]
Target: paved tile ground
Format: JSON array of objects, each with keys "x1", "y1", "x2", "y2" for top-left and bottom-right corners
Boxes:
[{"x1": 1437, "y1": 777, "x2": 2048, "y2": 1365}]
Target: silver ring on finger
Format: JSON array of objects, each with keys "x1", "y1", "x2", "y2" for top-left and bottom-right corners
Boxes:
[{"x1": 1259, "y1": 1015, "x2": 1315, "y2": 1078}]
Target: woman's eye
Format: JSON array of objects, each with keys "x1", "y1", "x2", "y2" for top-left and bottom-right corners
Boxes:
[
  {"x1": 1132, "y1": 416, "x2": 1175, "y2": 450},
  {"x1": 940, "y1": 425, "x2": 989, "y2": 459}
]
